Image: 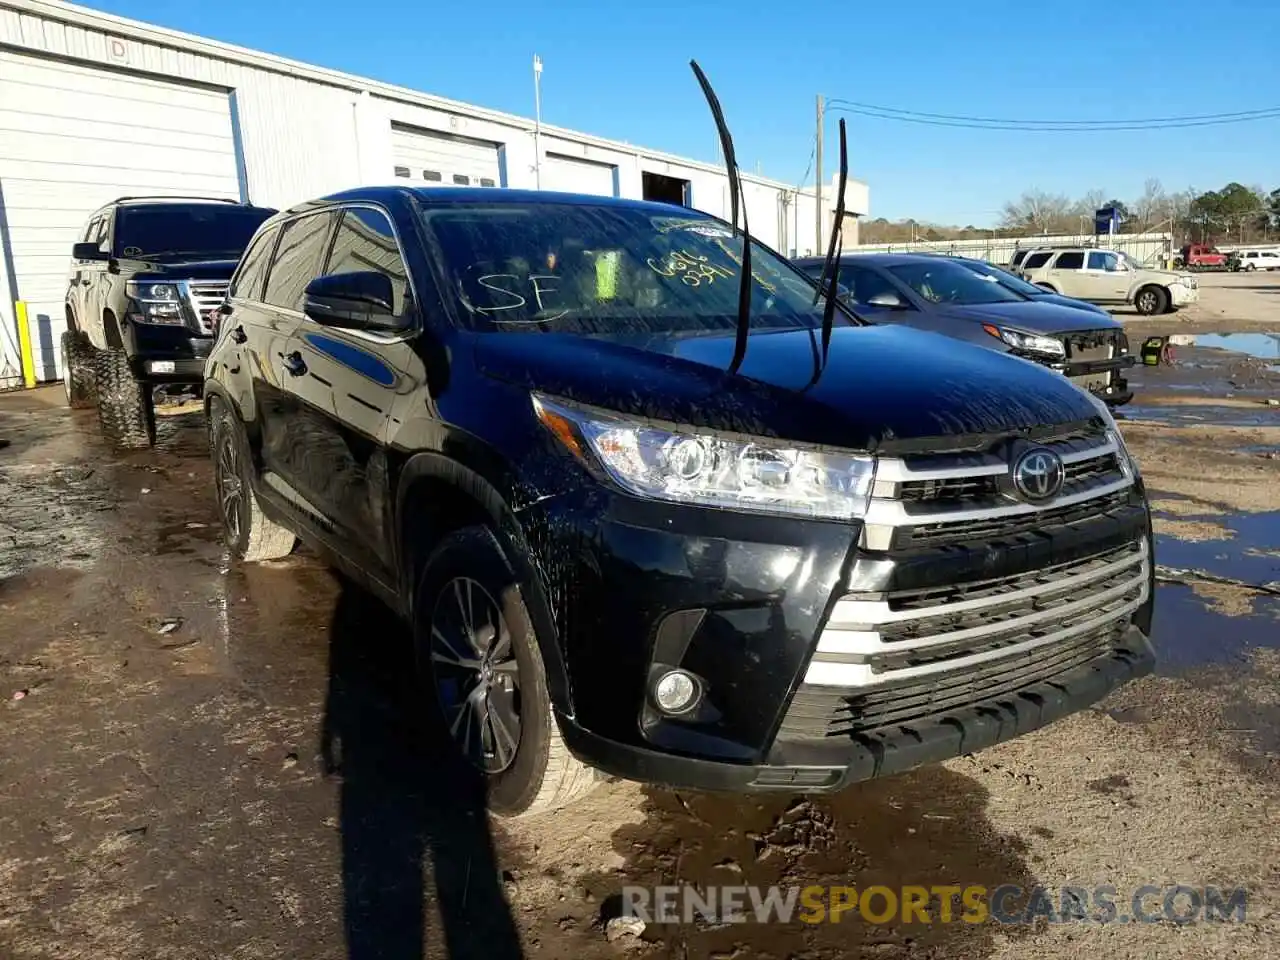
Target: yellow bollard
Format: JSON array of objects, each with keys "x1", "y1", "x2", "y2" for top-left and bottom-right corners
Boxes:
[{"x1": 15, "y1": 300, "x2": 36, "y2": 389}]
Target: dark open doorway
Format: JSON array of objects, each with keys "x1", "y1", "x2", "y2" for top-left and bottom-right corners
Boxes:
[{"x1": 642, "y1": 172, "x2": 690, "y2": 206}]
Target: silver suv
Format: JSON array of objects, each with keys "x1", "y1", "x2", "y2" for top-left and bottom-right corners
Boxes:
[{"x1": 1017, "y1": 248, "x2": 1198, "y2": 315}]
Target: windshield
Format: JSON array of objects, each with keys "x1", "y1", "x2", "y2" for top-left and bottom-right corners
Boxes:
[
  {"x1": 886, "y1": 260, "x2": 1027, "y2": 305},
  {"x1": 952, "y1": 258, "x2": 1044, "y2": 296},
  {"x1": 1120, "y1": 252, "x2": 1144, "y2": 271},
  {"x1": 113, "y1": 205, "x2": 275, "y2": 260},
  {"x1": 419, "y1": 202, "x2": 846, "y2": 335}
]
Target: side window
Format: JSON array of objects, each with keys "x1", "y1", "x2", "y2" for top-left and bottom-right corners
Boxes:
[
  {"x1": 324, "y1": 207, "x2": 411, "y2": 317},
  {"x1": 262, "y1": 213, "x2": 335, "y2": 311},
  {"x1": 1086, "y1": 251, "x2": 1109, "y2": 270},
  {"x1": 1022, "y1": 252, "x2": 1052, "y2": 270},
  {"x1": 1054, "y1": 251, "x2": 1085, "y2": 270},
  {"x1": 230, "y1": 225, "x2": 279, "y2": 300},
  {"x1": 839, "y1": 264, "x2": 907, "y2": 307}
]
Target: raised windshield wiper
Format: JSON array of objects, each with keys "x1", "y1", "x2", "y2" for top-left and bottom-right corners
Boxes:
[
  {"x1": 813, "y1": 118, "x2": 849, "y2": 366},
  {"x1": 690, "y1": 60, "x2": 752, "y2": 376}
]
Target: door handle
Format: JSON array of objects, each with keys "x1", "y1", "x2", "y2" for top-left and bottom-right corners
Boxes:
[
  {"x1": 279, "y1": 351, "x2": 307, "y2": 377},
  {"x1": 229, "y1": 325, "x2": 247, "y2": 344}
]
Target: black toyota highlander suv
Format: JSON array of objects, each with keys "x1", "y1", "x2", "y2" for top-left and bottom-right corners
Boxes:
[
  {"x1": 204, "y1": 186, "x2": 1155, "y2": 816},
  {"x1": 62, "y1": 196, "x2": 276, "y2": 447}
]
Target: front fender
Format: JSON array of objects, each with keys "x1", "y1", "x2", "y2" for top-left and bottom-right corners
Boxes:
[{"x1": 395, "y1": 451, "x2": 575, "y2": 717}]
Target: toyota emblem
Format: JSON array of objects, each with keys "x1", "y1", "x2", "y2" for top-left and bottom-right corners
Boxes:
[{"x1": 1012, "y1": 447, "x2": 1065, "y2": 502}]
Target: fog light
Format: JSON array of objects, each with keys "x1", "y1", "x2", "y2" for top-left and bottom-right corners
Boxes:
[{"x1": 653, "y1": 670, "x2": 700, "y2": 715}]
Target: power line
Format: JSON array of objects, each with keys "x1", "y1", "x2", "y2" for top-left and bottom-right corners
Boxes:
[
  {"x1": 824, "y1": 98, "x2": 1280, "y2": 131},
  {"x1": 795, "y1": 136, "x2": 816, "y2": 190}
]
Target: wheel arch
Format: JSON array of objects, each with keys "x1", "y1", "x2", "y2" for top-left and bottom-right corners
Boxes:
[
  {"x1": 102, "y1": 308, "x2": 124, "y2": 349},
  {"x1": 395, "y1": 452, "x2": 574, "y2": 715}
]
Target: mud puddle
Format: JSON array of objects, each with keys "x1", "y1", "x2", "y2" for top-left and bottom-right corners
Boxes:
[{"x1": 1118, "y1": 404, "x2": 1279, "y2": 428}]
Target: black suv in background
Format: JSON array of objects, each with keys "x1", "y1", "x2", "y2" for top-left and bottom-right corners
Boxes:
[
  {"x1": 206, "y1": 187, "x2": 1155, "y2": 817},
  {"x1": 63, "y1": 197, "x2": 276, "y2": 447}
]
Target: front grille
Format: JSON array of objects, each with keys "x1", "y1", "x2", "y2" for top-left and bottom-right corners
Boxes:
[
  {"x1": 781, "y1": 623, "x2": 1133, "y2": 739},
  {"x1": 1063, "y1": 330, "x2": 1118, "y2": 363},
  {"x1": 185, "y1": 281, "x2": 229, "y2": 335},
  {"x1": 782, "y1": 540, "x2": 1149, "y2": 739},
  {"x1": 867, "y1": 426, "x2": 1134, "y2": 550},
  {"x1": 895, "y1": 488, "x2": 1132, "y2": 548}
]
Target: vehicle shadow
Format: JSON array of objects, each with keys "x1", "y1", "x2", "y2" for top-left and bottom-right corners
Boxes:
[{"x1": 320, "y1": 580, "x2": 524, "y2": 960}]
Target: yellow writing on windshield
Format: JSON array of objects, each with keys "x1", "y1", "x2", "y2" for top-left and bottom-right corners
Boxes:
[{"x1": 647, "y1": 249, "x2": 735, "y2": 287}]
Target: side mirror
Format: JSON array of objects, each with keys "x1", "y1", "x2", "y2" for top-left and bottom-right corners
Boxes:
[
  {"x1": 72, "y1": 242, "x2": 107, "y2": 262},
  {"x1": 866, "y1": 291, "x2": 907, "y2": 310},
  {"x1": 303, "y1": 271, "x2": 403, "y2": 332}
]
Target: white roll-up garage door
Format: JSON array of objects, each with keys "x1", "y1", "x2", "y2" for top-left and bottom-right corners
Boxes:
[
  {"x1": 391, "y1": 124, "x2": 502, "y2": 189},
  {"x1": 542, "y1": 153, "x2": 617, "y2": 197},
  {"x1": 0, "y1": 50, "x2": 241, "y2": 384}
]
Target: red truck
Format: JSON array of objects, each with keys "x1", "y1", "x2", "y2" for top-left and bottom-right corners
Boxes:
[{"x1": 1175, "y1": 243, "x2": 1229, "y2": 271}]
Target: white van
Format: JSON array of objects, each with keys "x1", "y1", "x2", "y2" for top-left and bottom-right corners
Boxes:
[{"x1": 1233, "y1": 249, "x2": 1280, "y2": 271}]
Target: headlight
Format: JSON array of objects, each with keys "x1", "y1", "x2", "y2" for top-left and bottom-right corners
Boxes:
[
  {"x1": 125, "y1": 281, "x2": 183, "y2": 325},
  {"x1": 1083, "y1": 390, "x2": 1139, "y2": 479},
  {"x1": 532, "y1": 394, "x2": 876, "y2": 520},
  {"x1": 126, "y1": 282, "x2": 178, "y2": 302},
  {"x1": 982, "y1": 324, "x2": 1066, "y2": 358}
]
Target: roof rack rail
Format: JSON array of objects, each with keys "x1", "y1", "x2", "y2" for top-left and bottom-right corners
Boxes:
[{"x1": 112, "y1": 195, "x2": 241, "y2": 205}]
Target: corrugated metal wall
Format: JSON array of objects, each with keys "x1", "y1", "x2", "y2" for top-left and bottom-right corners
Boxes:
[{"x1": 851, "y1": 233, "x2": 1175, "y2": 267}]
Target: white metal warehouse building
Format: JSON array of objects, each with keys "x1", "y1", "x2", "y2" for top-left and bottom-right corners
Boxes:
[{"x1": 0, "y1": 0, "x2": 869, "y2": 388}]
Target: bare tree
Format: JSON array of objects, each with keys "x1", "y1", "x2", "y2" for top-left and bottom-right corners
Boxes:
[
  {"x1": 1074, "y1": 189, "x2": 1108, "y2": 216},
  {"x1": 999, "y1": 189, "x2": 1073, "y2": 234},
  {"x1": 1131, "y1": 178, "x2": 1168, "y2": 231}
]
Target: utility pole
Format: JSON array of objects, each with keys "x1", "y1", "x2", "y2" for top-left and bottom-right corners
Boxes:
[
  {"x1": 533, "y1": 55, "x2": 544, "y2": 189},
  {"x1": 815, "y1": 95, "x2": 824, "y2": 254}
]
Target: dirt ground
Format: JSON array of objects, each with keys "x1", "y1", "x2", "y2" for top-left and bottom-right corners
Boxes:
[{"x1": 1, "y1": 273, "x2": 1278, "y2": 960}]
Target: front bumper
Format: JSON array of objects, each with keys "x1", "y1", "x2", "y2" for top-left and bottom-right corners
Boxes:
[
  {"x1": 120, "y1": 313, "x2": 213, "y2": 382},
  {"x1": 1169, "y1": 284, "x2": 1199, "y2": 307},
  {"x1": 535, "y1": 471, "x2": 1154, "y2": 793},
  {"x1": 559, "y1": 626, "x2": 1153, "y2": 792}
]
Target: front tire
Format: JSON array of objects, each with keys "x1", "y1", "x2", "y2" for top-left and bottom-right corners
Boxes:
[
  {"x1": 94, "y1": 348, "x2": 155, "y2": 448},
  {"x1": 415, "y1": 526, "x2": 597, "y2": 817},
  {"x1": 210, "y1": 399, "x2": 296, "y2": 562},
  {"x1": 61, "y1": 329, "x2": 97, "y2": 409},
  {"x1": 1134, "y1": 285, "x2": 1169, "y2": 316}
]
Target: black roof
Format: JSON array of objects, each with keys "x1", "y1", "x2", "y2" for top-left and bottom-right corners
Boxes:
[{"x1": 311, "y1": 185, "x2": 697, "y2": 216}]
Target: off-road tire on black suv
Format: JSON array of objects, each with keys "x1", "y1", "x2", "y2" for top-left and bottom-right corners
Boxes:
[
  {"x1": 60, "y1": 329, "x2": 97, "y2": 409},
  {"x1": 94, "y1": 348, "x2": 156, "y2": 448},
  {"x1": 415, "y1": 526, "x2": 598, "y2": 817},
  {"x1": 210, "y1": 399, "x2": 296, "y2": 562}
]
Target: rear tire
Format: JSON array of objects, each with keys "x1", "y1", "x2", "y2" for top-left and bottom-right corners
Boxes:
[
  {"x1": 415, "y1": 526, "x2": 597, "y2": 818},
  {"x1": 209, "y1": 398, "x2": 297, "y2": 562},
  {"x1": 61, "y1": 329, "x2": 97, "y2": 409},
  {"x1": 1134, "y1": 285, "x2": 1168, "y2": 316},
  {"x1": 94, "y1": 348, "x2": 155, "y2": 448}
]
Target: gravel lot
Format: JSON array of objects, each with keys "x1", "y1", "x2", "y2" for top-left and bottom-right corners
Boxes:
[{"x1": 1, "y1": 272, "x2": 1277, "y2": 960}]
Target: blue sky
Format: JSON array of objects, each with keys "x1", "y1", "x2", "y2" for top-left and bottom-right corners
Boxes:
[{"x1": 88, "y1": 0, "x2": 1278, "y2": 226}]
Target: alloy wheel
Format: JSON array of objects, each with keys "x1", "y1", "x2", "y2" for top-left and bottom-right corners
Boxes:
[
  {"x1": 1137, "y1": 291, "x2": 1157, "y2": 313},
  {"x1": 215, "y1": 428, "x2": 244, "y2": 544},
  {"x1": 429, "y1": 576, "x2": 522, "y2": 774}
]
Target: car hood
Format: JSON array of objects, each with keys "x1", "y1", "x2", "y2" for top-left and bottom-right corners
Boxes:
[
  {"x1": 936, "y1": 299, "x2": 1124, "y2": 333},
  {"x1": 472, "y1": 324, "x2": 1100, "y2": 452},
  {"x1": 120, "y1": 257, "x2": 240, "y2": 280},
  {"x1": 1032, "y1": 292, "x2": 1112, "y2": 317}
]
